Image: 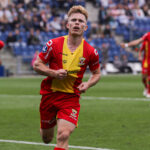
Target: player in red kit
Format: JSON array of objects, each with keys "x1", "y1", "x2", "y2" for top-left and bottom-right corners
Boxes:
[
  {"x1": 138, "y1": 41, "x2": 149, "y2": 96},
  {"x1": 121, "y1": 32, "x2": 150, "y2": 98},
  {"x1": 0, "y1": 40, "x2": 4, "y2": 49},
  {"x1": 33, "y1": 5, "x2": 100, "y2": 150}
]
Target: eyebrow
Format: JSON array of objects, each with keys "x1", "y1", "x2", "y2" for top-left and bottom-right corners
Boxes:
[{"x1": 71, "y1": 18, "x2": 84, "y2": 22}]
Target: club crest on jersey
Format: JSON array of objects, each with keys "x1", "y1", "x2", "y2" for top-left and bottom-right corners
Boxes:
[
  {"x1": 78, "y1": 57, "x2": 85, "y2": 66},
  {"x1": 70, "y1": 109, "x2": 77, "y2": 119}
]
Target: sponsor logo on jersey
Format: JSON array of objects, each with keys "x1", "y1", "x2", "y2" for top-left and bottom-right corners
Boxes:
[
  {"x1": 42, "y1": 40, "x2": 53, "y2": 53},
  {"x1": 42, "y1": 45, "x2": 48, "y2": 53},
  {"x1": 67, "y1": 70, "x2": 80, "y2": 74},
  {"x1": 59, "y1": 52, "x2": 68, "y2": 56}
]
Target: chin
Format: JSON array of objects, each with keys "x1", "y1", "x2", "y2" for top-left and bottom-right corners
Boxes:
[{"x1": 71, "y1": 32, "x2": 82, "y2": 36}]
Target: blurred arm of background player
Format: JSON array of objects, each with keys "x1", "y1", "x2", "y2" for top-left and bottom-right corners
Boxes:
[{"x1": 120, "y1": 37, "x2": 143, "y2": 48}]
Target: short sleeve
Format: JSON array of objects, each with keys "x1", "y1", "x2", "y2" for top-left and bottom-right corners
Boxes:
[
  {"x1": 89, "y1": 49, "x2": 100, "y2": 71},
  {"x1": 142, "y1": 32, "x2": 149, "y2": 41},
  {"x1": 39, "y1": 40, "x2": 53, "y2": 63}
]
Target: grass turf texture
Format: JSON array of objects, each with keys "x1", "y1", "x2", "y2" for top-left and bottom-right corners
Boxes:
[{"x1": 0, "y1": 74, "x2": 150, "y2": 150}]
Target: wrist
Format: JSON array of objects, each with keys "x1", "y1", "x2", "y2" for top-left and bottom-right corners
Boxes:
[
  {"x1": 48, "y1": 69, "x2": 57, "y2": 78},
  {"x1": 125, "y1": 43, "x2": 128, "y2": 48}
]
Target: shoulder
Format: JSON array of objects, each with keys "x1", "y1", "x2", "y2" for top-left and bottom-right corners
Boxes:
[
  {"x1": 83, "y1": 40, "x2": 98, "y2": 56},
  {"x1": 83, "y1": 40, "x2": 95, "y2": 51},
  {"x1": 47, "y1": 36, "x2": 65, "y2": 45},
  {"x1": 42, "y1": 36, "x2": 65, "y2": 53},
  {"x1": 143, "y1": 32, "x2": 150, "y2": 38}
]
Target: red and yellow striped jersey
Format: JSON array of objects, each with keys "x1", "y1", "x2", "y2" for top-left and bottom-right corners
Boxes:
[
  {"x1": 142, "y1": 32, "x2": 150, "y2": 64},
  {"x1": 39, "y1": 35, "x2": 100, "y2": 95},
  {"x1": 140, "y1": 41, "x2": 148, "y2": 68}
]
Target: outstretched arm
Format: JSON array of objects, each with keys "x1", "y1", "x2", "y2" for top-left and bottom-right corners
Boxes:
[
  {"x1": 120, "y1": 37, "x2": 143, "y2": 48},
  {"x1": 77, "y1": 66, "x2": 100, "y2": 93},
  {"x1": 33, "y1": 56, "x2": 67, "y2": 79}
]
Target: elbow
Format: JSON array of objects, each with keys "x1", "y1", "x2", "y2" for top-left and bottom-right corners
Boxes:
[
  {"x1": 98, "y1": 73, "x2": 101, "y2": 81},
  {"x1": 33, "y1": 61, "x2": 39, "y2": 72},
  {"x1": 97, "y1": 71, "x2": 101, "y2": 81}
]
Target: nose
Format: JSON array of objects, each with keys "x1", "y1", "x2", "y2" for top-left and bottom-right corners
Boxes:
[{"x1": 75, "y1": 20, "x2": 79, "y2": 24}]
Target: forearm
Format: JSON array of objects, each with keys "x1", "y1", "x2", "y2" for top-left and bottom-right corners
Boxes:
[
  {"x1": 33, "y1": 61, "x2": 56, "y2": 77},
  {"x1": 87, "y1": 72, "x2": 101, "y2": 88},
  {"x1": 126, "y1": 38, "x2": 143, "y2": 47},
  {"x1": 77, "y1": 67, "x2": 100, "y2": 93}
]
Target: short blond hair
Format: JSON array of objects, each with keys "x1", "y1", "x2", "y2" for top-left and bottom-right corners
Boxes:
[{"x1": 67, "y1": 5, "x2": 88, "y2": 21}]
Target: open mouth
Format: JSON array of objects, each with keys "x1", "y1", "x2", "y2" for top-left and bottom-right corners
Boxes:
[{"x1": 73, "y1": 26, "x2": 80, "y2": 30}]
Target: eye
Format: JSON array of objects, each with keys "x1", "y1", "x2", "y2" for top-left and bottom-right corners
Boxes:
[
  {"x1": 71, "y1": 18, "x2": 76, "y2": 22},
  {"x1": 79, "y1": 19, "x2": 84, "y2": 23}
]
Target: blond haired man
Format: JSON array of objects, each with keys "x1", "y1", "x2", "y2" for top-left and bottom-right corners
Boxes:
[{"x1": 33, "y1": 5, "x2": 100, "y2": 150}]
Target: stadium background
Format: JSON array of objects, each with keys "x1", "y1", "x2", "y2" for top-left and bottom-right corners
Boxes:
[{"x1": 0, "y1": 0, "x2": 150, "y2": 76}]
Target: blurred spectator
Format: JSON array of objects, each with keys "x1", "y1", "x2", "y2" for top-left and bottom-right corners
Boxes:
[
  {"x1": 138, "y1": 0, "x2": 146, "y2": 7},
  {"x1": 98, "y1": 6, "x2": 110, "y2": 25},
  {"x1": 32, "y1": 16, "x2": 41, "y2": 30},
  {"x1": 142, "y1": 4, "x2": 150, "y2": 16},
  {"x1": 100, "y1": 0, "x2": 109, "y2": 8},
  {"x1": 124, "y1": 5, "x2": 134, "y2": 21},
  {"x1": 113, "y1": 55, "x2": 132, "y2": 73},
  {"x1": 0, "y1": 0, "x2": 11, "y2": 8},
  {"x1": 101, "y1": 43, "x2": 109, "y2": 75},
  {"x1": 6, "y1": 31, "x2": 17, "y2": 48},
  {"x1": 27, "y1": 28, "x2": 40, "y2": 45},
  {"x1": 103, "y1": 24, "x2": 112, "y2": 37},
  {"x1": 24, "y1": 15, "x2": 33, "y2": 31},
  {"x1": 48, "y1": 15, "x2": 62, "y2": 33},
  {"x1": 132, "y1": 3, "x2": 145, "y2": 19},
  {"x1": 63, "y1": 0, "x2": 74, "y2": 10},
  {"x1": 90, "y1": 22, "x2": 99, "y2": 38}
]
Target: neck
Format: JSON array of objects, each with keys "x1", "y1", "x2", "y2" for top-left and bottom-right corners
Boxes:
[{"x1": 67, "y1": 34, "x2": 83, "y2": 52}]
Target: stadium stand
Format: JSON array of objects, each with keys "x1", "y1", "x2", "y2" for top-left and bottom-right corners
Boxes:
[{"x1": 0, "y1": 0, "x2": 149, "y2": 75}]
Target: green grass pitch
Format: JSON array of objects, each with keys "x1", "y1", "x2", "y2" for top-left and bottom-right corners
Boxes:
[{"x1": 0, "y1": 74, "x2": 150, "y2": 150}]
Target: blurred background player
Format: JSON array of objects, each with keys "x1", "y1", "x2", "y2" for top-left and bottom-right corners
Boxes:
[
  {"x1": 0, "y1": 40, "x2": 5, "y2": 76},
  {"x1": 0, "y1": 40, "x2": 4, "y2": 49},
  {"x1": 139, "y1": 40, "x2": 149, "y2": 96},
  {"x1": 120, "y1": 32, "x2": 150, "y2": 98},
  {"x1": 33, "y1": 5, "x2": 100, "y2": 150}
]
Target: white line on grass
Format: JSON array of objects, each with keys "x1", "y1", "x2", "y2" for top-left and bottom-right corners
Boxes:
[
  {"x1": 0, "y1": 139, "x2": 112, "y2": 150},
  {"x1": 81, "y1": 96, "x2": 150, "y2": 101},
  {"x1": 0, "y1": 94, "x2": 149, "y2": 101}
]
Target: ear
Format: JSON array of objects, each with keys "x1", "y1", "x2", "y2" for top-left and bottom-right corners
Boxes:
[
  {"x1": 66, "y1": 22, "x2": 69, "y2": 29},
  {"x1": 84, "y1": 25, "x2": 88, "y2": 31}
]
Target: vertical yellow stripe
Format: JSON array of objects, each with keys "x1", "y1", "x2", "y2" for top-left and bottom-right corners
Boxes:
[{"x1": 144, "y1": 41, "x2": 148, "y2": 68}]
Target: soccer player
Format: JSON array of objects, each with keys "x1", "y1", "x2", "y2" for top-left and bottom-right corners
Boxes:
[
  {"x1": 33, "y1": 5, "x2": 100, "y2": 150},
  {"x1": 139, "y1": 41, "x2": 148, "y2": 96},
  {"x1": 120, "y1": 32, "x2": 150, "y2": 97}
]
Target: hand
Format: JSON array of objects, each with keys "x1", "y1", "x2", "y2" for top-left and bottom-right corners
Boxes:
[
  {"x1": 54, "y1": 69, "x2": 67, "y2": 79},
  {"x1": 120, "y1": 43, "x2": 125, "y2": 48},
  {"x1": 138, "y1": 56, "x2": 142, "y2": 61},
  {"x1": 77, "y1": 82, "x2": 89, "y2": 93}
]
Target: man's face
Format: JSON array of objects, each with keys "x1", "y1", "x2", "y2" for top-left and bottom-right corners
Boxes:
[{"x1": 66, "y1": 13, "x2": 88, "y2": 36}]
